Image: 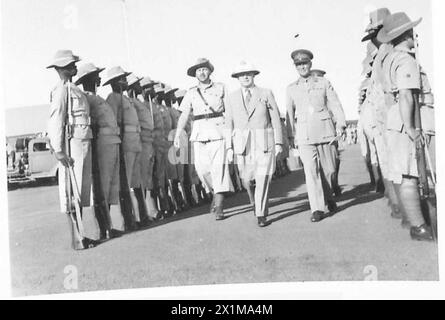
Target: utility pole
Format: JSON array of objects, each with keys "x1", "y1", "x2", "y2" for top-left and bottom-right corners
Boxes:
[{"x1": 120, "y1": 0, "x2": 133, "y2": 69}]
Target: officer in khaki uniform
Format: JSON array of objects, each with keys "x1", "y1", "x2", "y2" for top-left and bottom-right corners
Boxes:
[
  {"x1": 174, "y1": 58, "x2": 234, "y2": 220},
  {"x1": 47, "y1": 50, "x2": 97, "y2": 250},
  {"x1": 286, "y1": 50, "x2": 346, "y2": 222},
  {"x1": 103, "y1": 66, "x2": 142, "y2": 230},
  {"x1": 378, "y1": 12, "x2": 433, "y2": 241},
  {"x1": 75, "y1": 62, "x2": 122, "y2": 240},
  {"x1": 174, "y1": 89, "x2": 209, "y2": 206},
  {"x1": 225, "y1": 61, "x2": 283, "y2": 227},
  {"x1": 310, "y1": 68, "x2": 342, "y2": 196}
]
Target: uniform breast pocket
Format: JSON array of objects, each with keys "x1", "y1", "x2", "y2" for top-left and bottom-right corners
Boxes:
[
  {"x1": 70, "y1": 95, "x2": 81, "y2": 111},
  {"x1": 309, "y1": 88, "x2": 325, "y2": 111},
  {"x1": 317, "y1": 110, "x2": 336, "y2": 138}
]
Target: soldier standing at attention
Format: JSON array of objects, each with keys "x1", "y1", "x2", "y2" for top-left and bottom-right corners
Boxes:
[
  {"x1": 286, "y1": 50, "x2": 346, "y2": 222},
  {"x1": 378, "y1": 12, "x2": 433, "y2": 241},
  {"x1": 361, "y1": 8, "x2": 404, "y2": 221},
  {"x1": 103, "y1": 66, "x2": 141, "y2": 231},
  {"x1": 152, "y1": 83, "x2": 174, "y2": 217},
  {"x1": 174, "y1": 58, "x2": 234, "y2": 220},
  {"x1": 47, "y1": 50, "x2": 97, "y2": 249},
  {"x1": 75, "y1": 62, "x2": 123, "y2": 239},
  {"x1": 139, "y1": 77, "x2": 163, "y2": 219},
  {"x1": 165, "y1": 86, "x2": 191, "y2": 211},
  {"x1": 126, "y1": 74, "x2": 154, "y2": 227}
]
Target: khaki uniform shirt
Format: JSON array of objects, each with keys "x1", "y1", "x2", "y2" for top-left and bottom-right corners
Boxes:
[
  {"x1": 365, "y1": 44, "x2": 393, "y2": 128},
  {"x1": 286, "y1": 75, "x2": 346, "y2": 145},
  {"x1": 381, "y1": 46, "x2": 421, "y2": 132},
  {"x1": 86, "y1": 92, "x2": 121, "y2": 145},
  {"x1": 179, "y1": 81, "x2": 228, "y2": 142},
  {"x1": 151, "y1": 100, "x2": 167, "y2": 150},
  {"x1": 48, "y1": 80, "x2": 92, "y2": 153},
  {"x1": 132, "y1": 98, "x2": 154, "y2": 143},
  {"x1": 106, "y1": 93, "x2": 142, "y2": 153}
]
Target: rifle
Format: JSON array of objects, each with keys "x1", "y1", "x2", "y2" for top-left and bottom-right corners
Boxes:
[
  {"x1": 65, "y1": 81, "x2": 86, "y2": 249},
  {"x1": 413, "y1": 34, "x2": 437, "y2": 241},
  {"x1": 118, "y1": 86, "x2": 137, "y2": 231}
]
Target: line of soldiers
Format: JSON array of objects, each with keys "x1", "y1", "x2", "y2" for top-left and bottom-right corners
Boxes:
[
  {"x1": 357, "y1": 8, "x2": 436, "y2": 241},
  {"x1": 47, "y1": 52, "x2": 295, "y2": 249}
]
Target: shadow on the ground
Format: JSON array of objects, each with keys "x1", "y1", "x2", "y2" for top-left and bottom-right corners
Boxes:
[
  {"x1": 113, "y1": 170, "x2": 306, "y2": 236},
  {"x1": 8, "y1": 177, "x2": 57, "y2": 191}
]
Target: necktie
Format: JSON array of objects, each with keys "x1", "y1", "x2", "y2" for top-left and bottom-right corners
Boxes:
[{"x1": 245, "y1": 89, "x2": 251, "y2": 106}]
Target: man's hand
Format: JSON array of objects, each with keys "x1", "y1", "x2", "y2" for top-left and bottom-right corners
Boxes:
[
  {"x1": 173, "y1": 134, "x2": 181, "y2": 149},
  {"x1": 275, "y1": 144, "x2": 283, "y2": 157},
  {"x1": 55, "y1": 151, "x2": 74, "y2": 167},
  {"x1": 226, "y1": 148, "x2": 234, "y2": 163},
  {"x1": 425, "y1": 134, "x2": 432, "y2": 147},
  {"x1": 336, "y1": 125, "x2": 346, "y2": 139}
]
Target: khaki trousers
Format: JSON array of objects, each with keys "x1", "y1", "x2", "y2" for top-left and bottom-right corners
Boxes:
[{"x1": 298, "y1": 143, "x2": 336, "y2": 213}]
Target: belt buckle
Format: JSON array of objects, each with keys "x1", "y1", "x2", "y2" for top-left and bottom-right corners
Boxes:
[{"x1": 204, "y1": 113, "x2": 211, "y2": 120}]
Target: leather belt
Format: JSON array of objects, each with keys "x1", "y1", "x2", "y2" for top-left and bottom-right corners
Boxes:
[
  {"x1": 71, "y1": 116, "x2": 91, "y2": 126},
  {"x1": 193, "y1": 112, "x2": 223, "y2": 121},
  {"x1": 124, "y1": 125, "x2": 141, "y2": 133}
]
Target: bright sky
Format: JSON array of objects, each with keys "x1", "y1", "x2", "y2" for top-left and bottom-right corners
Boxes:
[{"x1": 1, "y1": 0, "x2": 434, "y2": 120}]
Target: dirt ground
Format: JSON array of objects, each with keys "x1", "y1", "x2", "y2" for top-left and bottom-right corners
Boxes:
[{"x1": 7, "y1": 144, "x2": 439, "y2": 297}]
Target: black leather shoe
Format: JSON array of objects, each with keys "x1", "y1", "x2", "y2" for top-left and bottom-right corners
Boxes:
[
  {"x1": 109, "y1": 229, "x2": 124, "y2": 238},
  {"x1": 327, "y1": 200, "x2": 337, "y2": 214},
  {"x1": 137, "y1": 218, "x2": 152, "y2": 229},
  {"x1": 410, "y1": 224, "x2": 434, "y2": 241},
  {"x1": 257, "y1": 217, "x2": 270, "y2": 227},
  {"x1": 78, "y1": 237, "x2": 99, "y2": 250},
  {"x1": 311, "y1": 211, "x2": 327, "y2": 222},
  {"x1": 214, "y1": 206, "x2": 225, "y2": 220}
]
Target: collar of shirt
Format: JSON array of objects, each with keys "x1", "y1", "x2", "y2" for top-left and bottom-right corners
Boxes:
[
  {"x1": 242, "y1": 86, "x2": 255, "y2": 99},
  {"x1": 197, "y1": 81, "x2": 214, "y2": 91},
  {"x1": 394, "y1": 44, "x2": 414, "y2": 55},
  {"x1": 297, "y1": 75, "x2": 312, "y2": 86}
]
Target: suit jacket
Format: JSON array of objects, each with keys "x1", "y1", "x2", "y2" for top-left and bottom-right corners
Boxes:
[
  {"x1": 225, "y1": 86, "x2": 283, "y2": 155},
  {"x1": 286, "y1": 75, "x2": 346, "y2": 145}
]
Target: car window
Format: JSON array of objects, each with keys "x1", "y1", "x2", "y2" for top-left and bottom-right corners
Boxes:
[{"x1": 33, "y1": 142, "x2": 50, "y2": 152}]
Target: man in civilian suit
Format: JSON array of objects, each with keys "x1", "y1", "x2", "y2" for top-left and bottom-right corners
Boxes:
[{"x1": 225, "y1": 61, "x2": 283, "y2": 227}]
